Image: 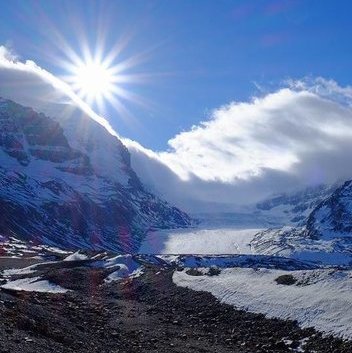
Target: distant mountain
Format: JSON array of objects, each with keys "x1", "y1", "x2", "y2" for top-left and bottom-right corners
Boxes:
[
  {"x1": 306, "y1": 180, "x2": 352, "y2": 239},
  {"x1": 192, "y1": 184, "x2": 339, "y2": 230},
  {"x1": 0, "y1": 97, "x2": 191, "y2": 252},
  {"x1": 251, "y1": 182, "x2": 352, "y2": 266},
  {"x1": 255, "y1": 183, "x2": 339, "y2": 225}
]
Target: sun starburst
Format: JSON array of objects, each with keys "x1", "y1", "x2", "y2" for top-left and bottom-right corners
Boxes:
[
  {"x1": 54, "y1": 32, "x2": 156, "y2": 124},
  {"x1": 71, "y1": 60, "x2": 115, "y2": 102}
]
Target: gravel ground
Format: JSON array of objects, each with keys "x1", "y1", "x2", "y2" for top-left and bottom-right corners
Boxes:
[
  {"x1": 0, "y1": 257, "x2": 44, "y2": 271},
  {"x1": 0, "y1": 261, "x2": 351, "y2": 353}
]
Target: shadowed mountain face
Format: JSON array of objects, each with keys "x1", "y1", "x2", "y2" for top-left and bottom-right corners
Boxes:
[
  {"x1": 250, "y1": 182, "x2": 352, "y2": 266},
  {"x1": 0, "y1": 98, "x2": 191, "y2": 252},
  {"x1": 306, "y1": 180, "x2": 352, "y2": 239},
  {"x1": 255, "y1": 184, "x2": 339, "y2": 226}
]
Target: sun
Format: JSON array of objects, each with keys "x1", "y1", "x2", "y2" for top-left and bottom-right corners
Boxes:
[
  {"x1": 71, "y1": 60, "x2": 115, "y2": 103},
  {"x1": 57, "y1": 34, "x2": 152, "y2": 120},
  {"x1": 35, "y1": 11, "x2": 153, "y2": 120}
]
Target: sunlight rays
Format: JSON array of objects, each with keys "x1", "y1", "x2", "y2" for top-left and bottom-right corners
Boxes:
[
  {"x1": 66, "y1": 59, "x2": 116, "y2": 103},
  {"x1": 60, "y1": 42, "x2": 150, "y2": 118},
  {"x1": 26, "y1": 3, "x2": 155, "y2": 121}
]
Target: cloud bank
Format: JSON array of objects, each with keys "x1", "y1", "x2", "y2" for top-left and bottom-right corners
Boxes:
[
  {"x1": 126, "y1": 79, "x2": 352, "y2": 211},
  {"x1": 2, "y1": 45, "x2": 352, "y2": 212}
]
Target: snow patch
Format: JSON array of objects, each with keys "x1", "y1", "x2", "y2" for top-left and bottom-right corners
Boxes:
[
  {"x1": 174, "y1": 267, "x2": 352, "y2": 339},
  {"x1": 63, "y1": 251, "x2": 89, "y2": 261},
  {"x1": 1, "y1": 276, "x2": 68, "y2": 293},
  {"x1": 92, "y1": 254, "x2": 144, "y2": 282},
  {"x1": 105, "y1": 265, "x2": 144, "y2": 282}
]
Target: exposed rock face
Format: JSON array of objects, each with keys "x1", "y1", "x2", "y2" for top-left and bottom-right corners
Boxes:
[
  {"x1": 255, "y1": 184, "x2": 338, "y2": 225},
  {"x1": 251, "y1": 182, "x2": 352, "y2": 265},
  {"x1": 0, "y1": 99, "x2": 91, "y2": 171},
  {"x1": 0, "y1": 98, "x2": 191, "y2": 252},
  {"x1": 306, "y1": 180, "x2": 352, "y2": 239}
]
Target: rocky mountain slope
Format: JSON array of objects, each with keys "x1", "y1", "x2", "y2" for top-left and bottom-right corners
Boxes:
[
  {"x1": 0, "y1": 97, "x2": 191, "y2": 252},
  {"x1": 251, "y1": 181, "x2": 352, "y2": 265},
  {"x1": 306, "y1": 180, "x2": 352, "y2": 239},
  {"x1": 190, "y1": 184, "x2": 340, "y2": 232},
  {"x1": 254, "y1": 183, "x2": 339, "y2": 226}
]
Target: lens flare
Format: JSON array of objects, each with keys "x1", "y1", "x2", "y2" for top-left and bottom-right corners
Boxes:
[
  {"x1": 60, "y1": 44, "x2": 154, "y2": 123},
  {"x1": 70, "y1": 60, "x2": 115, "y2": 102},
  {"x1": 30, "y1": 5, "x2": 157, "y2": 121}
]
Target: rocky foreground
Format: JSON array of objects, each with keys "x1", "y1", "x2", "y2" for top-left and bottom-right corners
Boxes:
[{"x1": 0, "y1": 257, "x2": 351, "y2": 353}]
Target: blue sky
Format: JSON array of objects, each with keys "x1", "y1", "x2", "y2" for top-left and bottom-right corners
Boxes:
[{"x1": 0, "y1": 0, "x2": 351, "y2": 150}]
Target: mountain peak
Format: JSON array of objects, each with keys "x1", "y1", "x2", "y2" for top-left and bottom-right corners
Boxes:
[{"x1": 0, "y1": 98, "x2": 191, "y2": 252}]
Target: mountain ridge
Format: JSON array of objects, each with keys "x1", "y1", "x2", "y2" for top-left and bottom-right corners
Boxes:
[
  {"x1": 251, "y1": 181, "x2": 352, "y2": 265},
  {"x1": 0, "y1": 97, "x2": 191, "y2": 252}
]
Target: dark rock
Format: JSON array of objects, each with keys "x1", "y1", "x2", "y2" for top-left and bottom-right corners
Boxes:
[{"x1": 275, "y1": 274, "x2": 297, "y2": 285}]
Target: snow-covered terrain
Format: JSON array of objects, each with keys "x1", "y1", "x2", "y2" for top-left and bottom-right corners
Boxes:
[
  {"x1": 0, "y1": 251, "x2": 145, "y2": 293},
  {"x1": 139, "y1": 228, "x2": 261, "y2": 254},
  {"x1": 174, "y1": 267, "x2": 352, "y2": 340},
  {"x1": 250, "y1": 181, "x2": 352, "y2": 267},
  {"x1": 1, "y1": 235, "x2": 351, "y2": 342},
  {"x1": 1, "y1": 276, "x2": 68, "y2": 293},
  {"x1": 251, "y1": 226, "x2": 352, "y2": 266},
  {"x1": 159, "y1": 199, "x2": 352, "y2": 341},
  {"x1": 137, "y1": 203, "x2": 352, "y2": 341},
  {"x1": 0, "y1": 98, "x2": 191, "y2": 252},
  {"x1": 254, "y1": 183, "x2": 339, "y2": 226}
]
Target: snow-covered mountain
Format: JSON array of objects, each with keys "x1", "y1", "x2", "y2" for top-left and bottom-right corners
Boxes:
[
  {"x1": 306, "y1": 180, "x2": 352, "y2": 239},
  {"x1": 0, "y1": 97, "x2": 191, "y2": 252},
  {"x1": 251, "y1": 182, "x2": 352, "y2": 265},
  {"x1": 254, "y1": 183, "x2": 339, "y2": 226},
  {"x1": 190, "y1": 184, "x2": 339, "y2": 231}
]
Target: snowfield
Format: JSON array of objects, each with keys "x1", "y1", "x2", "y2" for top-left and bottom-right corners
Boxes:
[
  {"x1": 141, "y1": 223, "x2": 352, "y2": 339},
  {"x1": 251, "y1": 226, "x2": 352, "y2": 266},
  {"x1": 1, "y1": 276, "x2": 68, "y2": 293},
  {"x1": 139, "y1": 228, "x2": 261, "y2": 254},
  {"x1": 174, "y1": 267, "x2": 352, "y2": 340}
]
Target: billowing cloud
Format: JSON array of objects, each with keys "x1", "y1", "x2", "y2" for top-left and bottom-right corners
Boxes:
[
  {"x1": 125, "y1": 79, "x2": 352, "y2": 211},
  {"x1": 161, "y1": 87, "x2": 352, "y2": 184}
]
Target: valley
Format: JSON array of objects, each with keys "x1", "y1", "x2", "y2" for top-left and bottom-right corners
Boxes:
[
  {"x1": 0, "y1": 244, "x2": 351, "y2": 353},
  {"x1": 0, "y1": 226, "x2": 351, "y2": 352}
]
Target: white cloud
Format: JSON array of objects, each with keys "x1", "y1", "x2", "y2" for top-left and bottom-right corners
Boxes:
[
  {"x1": 160, "y1": 87, "x2": 352, "y2": 183},
  {"x1": 0, "y1": 46, "x2": 17, "y2": 61},
  {"x1": 126, "y1": 79, "x2": 352, "y2": 211}
]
